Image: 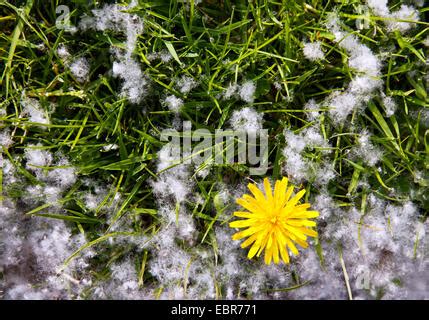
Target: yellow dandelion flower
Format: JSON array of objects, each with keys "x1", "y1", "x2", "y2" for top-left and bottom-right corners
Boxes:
[{"x1": 229, "y1": 177, "x2": 319, "y2": 265}]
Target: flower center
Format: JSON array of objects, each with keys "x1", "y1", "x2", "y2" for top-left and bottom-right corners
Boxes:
[{"x1": 270, "y1": 215, "x2": 279, "y2": 225}]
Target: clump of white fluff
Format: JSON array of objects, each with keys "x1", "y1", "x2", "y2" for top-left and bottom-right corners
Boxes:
[
  {"x1": 223, "y1": 80, "x2": 257, "y2": 103},
  {"x1": 147, "y1": 50, "x2": 173, "y2": 63},
  {"x1": 69, "y1": 57, "x2": 90, "y2": 83},
  {"x1": 24, "y1": 144, "x2": 53, "y2": 169},
  {"x1": 176, "y1": 75, "x2": 198, "y2": 94},
  {"x1": 111, "y1": 53, "x2": 148, "y2": 104},
  {"x1": 21, "y1": 96, "x2": 51, "y2": 128},
  {"x1": 324, "y1": 14, "x2": 383, "y2": 124},
  {"x1": 303, "y1": 41, "x2": 325, "y2": 61},
  {"x1": 304, "y1": 99, "x2": 321, "y2": 121},
  {"x1": 382, "y1": 93, "x2": 397, "y2": 117},
  {"x1": 0, "y1": 128, "x2": 14, "y2": 150},
  {"x1": 282, "y1": 127, "x2": 333, "y2": 185},
  {"x1": 239, "y1": 81, "x2": 257, "y2": 103},
  {"x1": 56, "y1": 45, "x2": 90, "y2": 84},
  {"x1": 348, "y1": 131, "x2": 383, "y2": 167},
  {"x1": 163, "y1": 95, "x2": 184, "y2": 113},
  {"x1": 79, "y1": 2, "x2": 147, "y2": 104},
  {"x1": 290, "y1": 193, "x2": 427, "y2": 300},
  {"x1": 229, "y1": 107, "x2": 263, "y2": 133},
  {"x1": 367, "y1": 1, "x2": 420, "y2": 33},
  {"x1": 326, "y1": 14, "x2": 381, "y2": 76},
  {"x1": 1, "y1": 170, "x2": 92, "y2": 300},
  {"x1": 151, "y1": 142, "x2": 192, "y2": 204}
]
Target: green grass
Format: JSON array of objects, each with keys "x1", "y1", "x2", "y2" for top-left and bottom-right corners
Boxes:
[{"x1": 0, "y1": 0, "x2": 428, "y2": 298}]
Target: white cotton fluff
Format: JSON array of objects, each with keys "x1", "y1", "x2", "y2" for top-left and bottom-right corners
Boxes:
[
  {"x1": 348, "y1": 131, "x2": 382, "y2": 167},
  {"x1": 108, "y1": 259, "x2": 140, "y2": 298},
  {"x1": 423, "y1": 37, "x2": 429, "y2": 47},
  {"x1": 366, "y1": 0, "x2": 390, "y2": 16},
  {"x1": 327, "y1": 14, "x2": 381, "y2": 77},
  {"x1": 357, "y1": 132, "x2": 382, "y2": 166},
  {"x1": 24, "y1": 144, "x2": 53, "y2": 169},
  {"x1": 79, "y1": 3, "x2": 143, "y2": 55},
  {"x1": 229, "y1": 107, "x2": 263, "y2": 133},
  {"x1": 146, "y1": 223, "x2": 215, "y2": 299},
  {"x1": 24, "y1": 148, "x2": 77, "y2": 191},
  {"x1": 239, "y1": 81, "x2": 256, "y2": 103},
  {"x1": 2, "y1": 157, "x2": 14, "y2": 177},
  {"x1": 156, "y1": 142, "x2": 185, "y2": 172},
  {"x1": 46, "y1": 157, "x2": 77, "y2": 189},
  {"x1": 146, "y1": 50, "x2": 173, "y2": 63},
  {"x1": 214, "y1": 225, "x2": 291, "y2": 299},
  {"x1": 223, "y1": 83, "x2": 239, "y2": 100},
  {"x1": 302, "y1": 127, "x2": 329, "y2": 150},
  {"x1": 385, "y1": 201, "x2": 422, "y2": 258},
  {"x1": 304, "y1": 99, "x2": 320, "y2": 121},
  {"x1": 57, "y1": 44, "x2": 71, "y2": 62},
  {"x1": 314, "y1": 162, "x2": 336, "y2": 186},
  {"x1": 2, "y1": 156, "x2": 91, "y2": 301},
  {"x1": 195, "y1": 163, "x2": 211, "y2": 179},
  {"x1": 327, "y1": 76, "x2": 382, "y2": 122},
  {"x1": 148, "y1": 243, "x2": 190, "y2": 288},
  {"x1": 387, "y1": 5, "x2": 420, "y2": 33},
  {"x1": 324, "y1": 15, "x2": 384, "y2": 124},
  {"x1": 284, "y1": 130, "x2": 306, "y2": 153},
  {"x1": 151, "y1": 143, "x2": 191, "y2": 204},
  {"x1": 25, "y1": 184, "x2": 44, "y2": 200},
  {"x1": 327, "y1": 91, "x2": 361, "y2": 123},
  {"x1": 41, "y1": 185, "x2": 62, "y2": 204},
  {"x1": 298, "y1": 218, "x2": 403, "y2": 298},
  {"x1": 0, "y1": 128, "x2": 13, "y2": 150},
  {"x1": 146, "y1": 139, "x2": 215, "y2": 298},
  {"x1": 282, "y1": 152, "x2": 307, "y2": 183},
  {"x1": 283, "y1": 152, "x2": 308, "y2": 183},
  {"x1": 313, "y1": 193, "x2": 336, "y2": 221},
  {"x1": 273, "y1": 81, "x2": 282, "y2": 91},
  {"x1": 176, "y1": 211, "x2": 196, "y2": 243},
  {"x1": 290, "y1": 190, "x2": 426, "y2": 300},
  {"x1": 366, "y1": 1, "x2": 420, "y2": 33},
  {"x1": 282, "y1": 127, "x2": 332, "y2": 184},
  {"x1": 382, "y1": 94, "x2": 397, "y2": 117},
  {"x1": 163, "y1": 95, "x2": 184, "y2": 113},
  {"x1": 348, "y1": 46, "x2": 381, "y2": 76},
  {"x1": 112, "y1": 54, "x2": 148, "y2": 104},
  {"x1": 57, "y1": 45, "x2": 90, "y2": 84},
  {"x1": 159, "y1": 51, "x2": 173, "y2": 63},
  {"x1": 153, "y1": 206, "x2": 197, "y2": 245},
  {"x1": 152, "y1": 174, "x2": 189, "y2": 204},
  {"x1": 21, "y1": 96, "x2": 50, "y2": 128},
  {"x1": 1, "y1": 193, "x2": 92, "y2": 300},
  {"x1": 303, "y1": 41, "x2": 325, "y2": 61},
  {"x1": 84, "y1": 193, "x2": 100, "y2": 211},
  {"x1": 176, "y1": 75, "x2": 198, "y2": 94},
  {"x1": 69, "y1": 57, "x2": 90, "y2": 83},
  {"x1": 5, "y1": 284, "x2": 49, "y2": 300},
  {"x1": 95, "y1": 193, "x2": 125, "y2": 232},
  {"x1": 337, "y1": 36, "x2": 381, "y2": 76},
  {"x1": 349, "y1": 76, "x2": 383, "y2": 95},
  {"x1": 145, "y1": 52, "x2": 158, "y2": 62},
  {"x1": 290, "y1": 246, "x2": 349, "y2": 300},
  {"x1": 31, "y1": 224, "x2": 72, "y2": 271},
  {"x1": 79, "y1": 3, "x2": 146, "y2": 104},
  {"x1": 223, "y1": 80, "x2": 257, "y2": 103}
]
